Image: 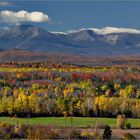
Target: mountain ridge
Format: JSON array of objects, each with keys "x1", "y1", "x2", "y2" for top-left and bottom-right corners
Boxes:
[{"x1": 0, "y1": 24, "x2": 140, "y2": 56}]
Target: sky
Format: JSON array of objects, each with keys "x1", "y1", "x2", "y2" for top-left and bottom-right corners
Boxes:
[{"x1": 0, "y1": 0, "x2": 140, "y2": 32}]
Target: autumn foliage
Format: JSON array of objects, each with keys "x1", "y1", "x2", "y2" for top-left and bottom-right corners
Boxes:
[{"x1": 0, "y1": 62, "x2": 139, "y2": 118}]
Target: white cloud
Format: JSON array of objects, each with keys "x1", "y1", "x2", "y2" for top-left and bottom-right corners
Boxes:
[
  {"x1": 66, "y1": 27, "x2": 140, "y2": 35},
  {"x1": 0, "y1": 10, "x2": 50, "y2": 24},
  {"x1": 0, "y1": 2, "x2": 12, "y2": 6},
  {"x1": 89, "y1": 27, "x2": 140, "y2": 34}
]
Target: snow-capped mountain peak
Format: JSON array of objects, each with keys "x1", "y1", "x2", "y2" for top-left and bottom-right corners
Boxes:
[{"x1": 0, "y1": 25, "x2": 140, "y2": 56}]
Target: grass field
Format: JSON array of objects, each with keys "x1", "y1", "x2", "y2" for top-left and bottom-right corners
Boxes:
[{"x1": 0, "y1": 117, "x2": 139, "y2": 128}]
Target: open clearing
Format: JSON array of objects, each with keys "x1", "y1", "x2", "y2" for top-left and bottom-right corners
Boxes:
[{"x1": 0, "y1": 117, "x2": 139, "y2": 128}]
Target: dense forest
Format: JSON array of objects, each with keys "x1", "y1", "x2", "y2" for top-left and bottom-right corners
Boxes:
[{"x1": 0, "y1": 62, "x2": 139, "y2": 118}]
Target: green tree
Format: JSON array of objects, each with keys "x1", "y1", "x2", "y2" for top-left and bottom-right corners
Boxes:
[{"x1": 102, "y1": 125, "x2": 112, "y2": 139}]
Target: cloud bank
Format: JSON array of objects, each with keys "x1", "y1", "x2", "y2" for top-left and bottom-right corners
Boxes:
[
  {"x1": 90, "y1": 27, "x2": 140, "y2": 34},
  {"x1": 65, "y1": 27, "x2": 140, "y2": 35},
  {"x1": 0, "y1": 10, "x2": 50, "y2": 24}
]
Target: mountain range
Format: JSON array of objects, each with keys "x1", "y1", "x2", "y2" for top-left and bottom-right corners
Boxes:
[{"x1": 0, "y1": 24, "x2": 140, "y2": 56}]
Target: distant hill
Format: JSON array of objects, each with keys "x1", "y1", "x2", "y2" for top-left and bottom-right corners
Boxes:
[
  {"x1": 0, "y1": 50, "x2": 139, "y2": 66},
  {"x1": 0, "y1": 24, "x2": 140, "y2": 56}
]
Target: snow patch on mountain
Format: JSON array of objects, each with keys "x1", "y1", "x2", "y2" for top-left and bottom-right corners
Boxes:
[{"x1": 50, "y1": 31, "x2": 66, "y2": 35}]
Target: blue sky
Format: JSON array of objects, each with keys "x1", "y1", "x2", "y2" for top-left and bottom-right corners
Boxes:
[{"x1": 0, "y1": 1, "x2": 140, "y2": 31}]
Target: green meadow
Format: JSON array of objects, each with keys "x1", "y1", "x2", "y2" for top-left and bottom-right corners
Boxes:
[{"x1": 0, "y1": 117, "x2": 139, "y2": 128}]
